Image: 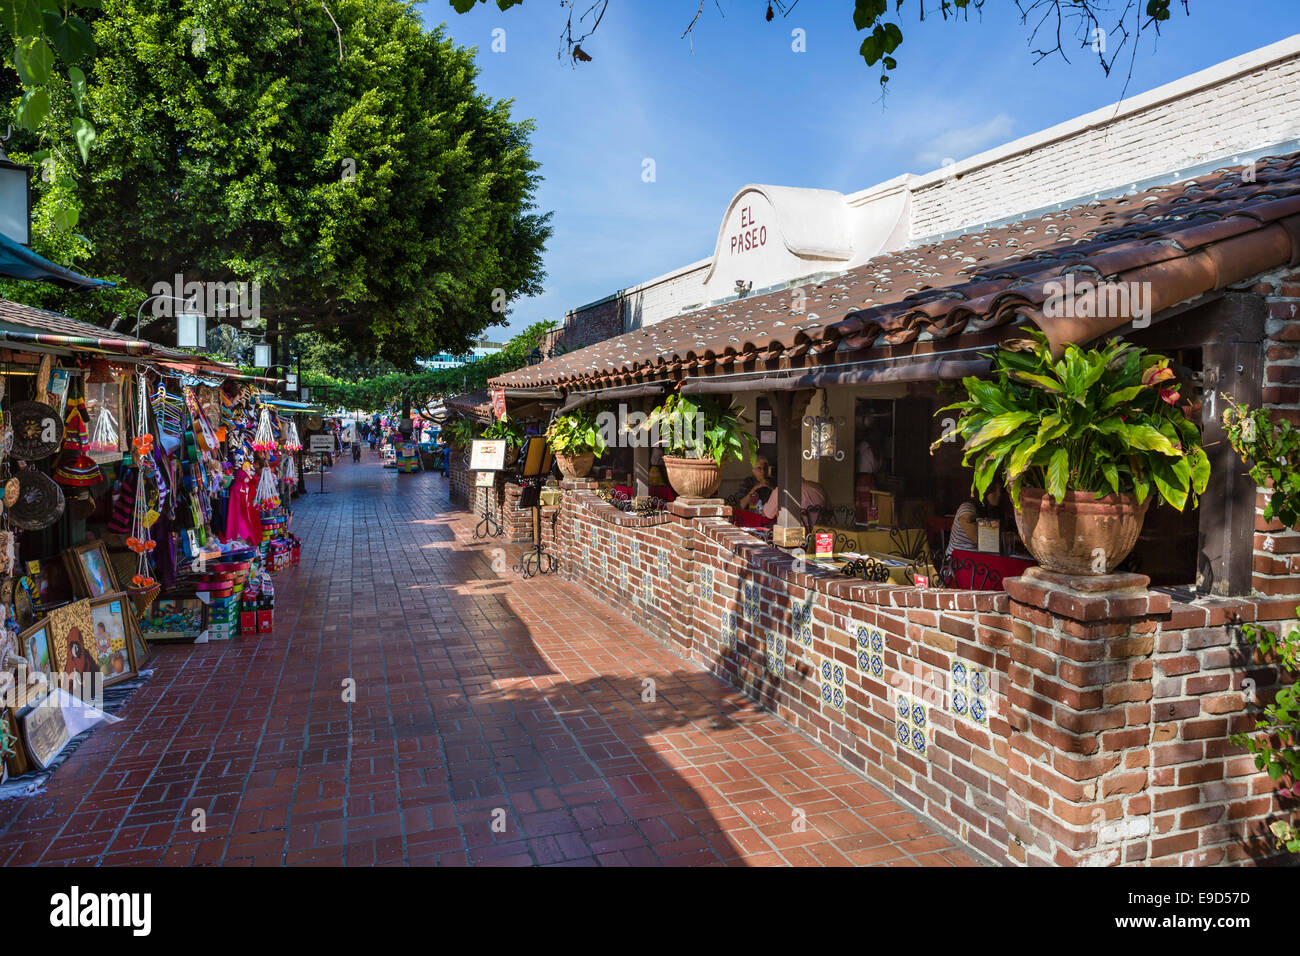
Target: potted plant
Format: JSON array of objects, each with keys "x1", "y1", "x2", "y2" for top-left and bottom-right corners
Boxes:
[
  {"x1": 546, "y1": 407, "x2": 607, "y2": 479},
  {"x1": 935, "y1": 331, "x2": 1209, "y2": 575},
  {"x1": 442, "y1": 418, "x2": 480, "y2": 450},
  {"x1": 643, "y1": 391, "x2": 755, "y2": 498}
]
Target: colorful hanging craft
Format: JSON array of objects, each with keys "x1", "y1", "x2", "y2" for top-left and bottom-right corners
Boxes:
[
  {"x1": 283, "y1": 419, "x2": 302, "y2": 453},
  {"x1": 128, "y1": 371, "x2": 157, "y2": 588},
  {"x1": 252, "y1": 406, "x2": 278, "y2": 453},
  {"x1": 52, "y1": 397, "x2": 105, "y2": 488},
  {"x1": 253, "y1": 465, "x2": 280, "y2": 511},
  {"x1": 88, "y1": 399, "x2": 120, "y2": 456}
]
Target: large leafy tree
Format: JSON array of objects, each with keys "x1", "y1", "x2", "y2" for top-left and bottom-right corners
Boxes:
[{"x1": 1, "y1": 0, "x2": 550, "y2": 368}]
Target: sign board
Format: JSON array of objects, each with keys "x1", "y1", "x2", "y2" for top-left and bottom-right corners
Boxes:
[
  {"x1": 309, "y1": 434, "x2": 334, "y2": 453},
  {"x1": 474, "y1": 471, "x2": 496, "y2": 488},
  {"x1": 470, "y1": 439, "x2": 507, "y2": 472},
  {"x1": 815, "y1": 532, "x2": 834, "y2": 559},
  {"x1": 491, "y1": 387, "x2": 507, "y2": 420}
]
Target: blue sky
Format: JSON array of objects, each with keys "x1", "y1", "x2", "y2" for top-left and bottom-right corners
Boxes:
[{"x1": 419, "y1": 1, "x2": 1300, "y2": 340}]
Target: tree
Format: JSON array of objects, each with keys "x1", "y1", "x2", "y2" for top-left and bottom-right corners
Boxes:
[
  {"x1": 451, "y1": 0, "x2": 1188, "y2": 88},
  {"x1": 1, "y1": 0, "x2": 551, "y2": 368}
]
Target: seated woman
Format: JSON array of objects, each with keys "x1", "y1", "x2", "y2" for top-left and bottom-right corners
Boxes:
[
  {"x1": 735, "y1": 456, "x2": 776, "y2": 511},
  {"x1": 763, "y1": 478, "x2": 829, "y2": 526},
  {"x1": 946, "y1": 486, "x2": 1003, "y2": 560}
]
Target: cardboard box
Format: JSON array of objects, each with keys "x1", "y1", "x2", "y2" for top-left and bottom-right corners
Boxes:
[{"x1": 257, "y1": 609, "x2": 273, "y2": 633}]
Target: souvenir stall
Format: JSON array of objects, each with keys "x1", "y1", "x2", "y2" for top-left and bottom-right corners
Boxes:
[{"x1": 0, "y1": 318, "x2": 298, "y2": 783}]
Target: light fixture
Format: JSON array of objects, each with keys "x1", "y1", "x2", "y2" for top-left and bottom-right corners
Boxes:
[
  {"x1": 253, "y1": 338, "x2": 272, "y2": 368},
  {"x1": 0, "y1": 151, "x2": 32, "y2": 246},
  {"x1": 299, "y1": 385, "x2": 311, "y2": 403},
  {"x1": 176, "y1": 304, "x2": 207, "y2": 349},
  {"x1": 286, "y1": 372, "x2": 298, "y2": 392},
  {"x1": 528, "y1": 347, "x2": 543, "y2": 366}
]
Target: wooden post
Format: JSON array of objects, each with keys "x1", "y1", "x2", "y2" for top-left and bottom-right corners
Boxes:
[
  {"x1": 771, "y1": 390, "x2": 814, "y2": 548},
  {"x1": 1199, "y1": 297, "x2": 1264, "y2": 596},
  {"x1": 633, "y1": 398, "x2": 651, "y2": 498}
]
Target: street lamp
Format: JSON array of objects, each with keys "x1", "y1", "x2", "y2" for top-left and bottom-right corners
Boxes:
[
  {"x1": 253, "y1": 337, "x2": 272, "y2": 369},
  {"x1": 0, "y1": 152, "x2": 32, "y2": 246},
  {"x1": 135, "y1": 293, "x2": 206, "y2": 346},
  {"x1": 299, "y1": 385, "x2": 311, "y2": 403}
]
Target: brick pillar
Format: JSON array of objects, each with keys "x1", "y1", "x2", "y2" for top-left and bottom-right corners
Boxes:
[
  {"x1": 666, "y1": 497, "x2": 730, "y2": 655},
  {"x1": 1003, "y1": 568, "x2": 1170, "y2": 866}
]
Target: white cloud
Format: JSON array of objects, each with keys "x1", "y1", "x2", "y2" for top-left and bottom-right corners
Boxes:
[{"x1": 915, "y1": 113, "x2": 1016, "y2": 170}]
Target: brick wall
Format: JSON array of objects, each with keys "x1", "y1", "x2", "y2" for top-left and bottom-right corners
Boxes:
[
  {"x1": 910, "y1": 51, "x2": 1300, "y2": 237},
  {"x1": 1253, "y1": 266, "x2": 1300, "y2": 597},
  {"x1": 553, "y1": 480, "x2": 1300, "y2": 866},
  {"x1": 501, "y1": 482, "x2": 558, "y2": 547}
]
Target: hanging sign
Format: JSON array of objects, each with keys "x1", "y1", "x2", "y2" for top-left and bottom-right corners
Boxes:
[
  {"x1": 309, "y1": 435, "x2": 334, "y2": 453},
  {"x1": 491, "y1": 387, "x2": 506, "y2": 420}
]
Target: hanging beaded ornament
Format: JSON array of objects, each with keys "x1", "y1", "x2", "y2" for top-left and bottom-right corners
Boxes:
[
  {"x1": 88, "y1": 401, "x2": 119, "y2": 456},
  {"x1": 283, "y1": 419, "x2": 302, "y2": 453},
  {"x1": 252, "y1": 406, "x2": 278, "y2": 453},
  {"x1": 127, "y1": 372, "x2": 157, "y2": 587},
  {"x1": 253, "y1": 465, "x2": 280, "y2": 511}
]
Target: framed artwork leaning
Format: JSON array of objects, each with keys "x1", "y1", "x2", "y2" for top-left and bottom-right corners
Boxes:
[
  {"x1": 47, "y1": 599, "x2": 98, "y2": 679},
  {"x1": 87, "y1": 594, "x2": 139, "y2": 687},
  {"x1": 64, "y1": 539, "x2": 120, "y2": 600}
]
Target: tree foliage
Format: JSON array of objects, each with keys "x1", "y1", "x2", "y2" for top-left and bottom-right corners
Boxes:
[
  {"x1": 303, "y1": 318, "x2": 556, "y2": 412},
  {"x1": 451, "y1": 0, "x2": 1189, "y2": 87},
  {"x1": 2, "y1": 0, "x2": 551, "y2": 369}
]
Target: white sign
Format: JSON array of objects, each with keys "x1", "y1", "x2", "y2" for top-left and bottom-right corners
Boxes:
[
  {"x1": 470, "y1": 439, "x2": 507, "y2": 472},
  {"x1": 309, "y1": 434, "x2": 334, "y2": 453}
]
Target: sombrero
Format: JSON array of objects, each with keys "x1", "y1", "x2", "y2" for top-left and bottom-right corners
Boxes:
[
  {"x1": 10, "y1": 401, "x2": 64, "y2": 461},
  {"x1": 7, "y1": 468, "x2": 65, "y2": 530},
  {"x1": 53, "y1": 399, "x2": 104, "y2": 488}
]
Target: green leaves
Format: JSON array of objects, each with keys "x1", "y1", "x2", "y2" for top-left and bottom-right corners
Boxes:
[
  {"x1": 70, "y1": 115, "x2": 93, "y2": 163},
  {"x1": 16, "y1": 86, "x2": 48, "y2": 131},
  {"x1": 14, "y1": 35, "x2": 53, "y2": 85},
  {"x1": 934, "y1": 329, "x2": 1208, "y2": 511},
  {"x1": 644, "y1": 392, "x2": 753, "y2": 466},
  {"x1": 851, "y1": 0, "x2": 901, "y2": 83}
]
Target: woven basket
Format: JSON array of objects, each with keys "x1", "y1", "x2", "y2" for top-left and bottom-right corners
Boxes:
[{"x1": 128, "y1": 582, "x2": 161, "y2": 617}]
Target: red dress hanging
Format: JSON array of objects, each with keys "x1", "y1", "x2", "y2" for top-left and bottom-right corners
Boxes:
[{"x1": 223, "y1": 468, "x2": 259, "y2": 544}]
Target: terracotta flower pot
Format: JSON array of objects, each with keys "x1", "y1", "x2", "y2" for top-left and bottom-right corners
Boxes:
[
  {"x1": 663, "y1": 456, "x2": 723, "y2": 498},
  {"x1": 1013, "y1": 487, "x2": 1150, "y2": 575},
  {"x1": 555, "y1": 451, "x2": 595, "y2": 479}
]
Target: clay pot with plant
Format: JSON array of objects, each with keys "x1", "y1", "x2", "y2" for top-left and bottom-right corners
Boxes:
[
  {"x1": 546, "y1": 407, "x2": 607, "y2": 479},
  {"x1": 934, "y1": 331, "x2": 1209, "y2": 575},
  {"x1": 642, "y1": 391, "x2": 755, "y2": 499}
]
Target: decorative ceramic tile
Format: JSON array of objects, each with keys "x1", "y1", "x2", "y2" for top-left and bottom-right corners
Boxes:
[
  {"x1": 820, "y1": 656, "x2": 846, "y2": 712},
  {"x1": 743, "y1": 581, "x2": 761, "y2": 622},
  {"x1": 642, "y1": 576, "x2": 653, "y2": 607},
  {"x1": 630, "y1": 538, "x2": 640, "y2": 568},
  {"x1": 656, "y1": 551, "x2": 669, "y2": 582},
  {"x1": 723, "y1": 610, "x2": 739, "y2": 651},
  {"x1": 791, "y1": 593, "x2": 816, "y2": 647},
  {"x1": 699, "y1": 565, "x2": 715, "y2": 603},
  {"x1": 765, "y1": 629, "x2": 785, "y2": 679},
  {"x1": 951, "y1": 656, "x2": 990, "y2": 727},
  {"x1": 895, "y1": 692, "x2": 929, "y2": 758},
  {"x1": 854, "y1": 625, "x2": 886, "y2": 678}
]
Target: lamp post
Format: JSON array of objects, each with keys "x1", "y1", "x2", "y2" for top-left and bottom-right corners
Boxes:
[
  {"x1": 135, "y1": 294, "x2": 207, "y2": 346},
  {"x1": 0, "y1": 149, "x2": 32, "y2": 246}
]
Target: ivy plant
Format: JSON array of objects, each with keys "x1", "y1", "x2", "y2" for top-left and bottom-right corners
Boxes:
[{"x1": 1224, "y1": 396, "x2": 1300, "y2": 854}]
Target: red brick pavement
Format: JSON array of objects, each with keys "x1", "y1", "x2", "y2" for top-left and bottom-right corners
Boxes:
[{"x1": 0, "y1": 456, "x2": 978, "y2": 867}]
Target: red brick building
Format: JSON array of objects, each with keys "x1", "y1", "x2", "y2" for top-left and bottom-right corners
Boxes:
[{"x1": 488, "y1": 43, "x2": 1300, "y2": 866}]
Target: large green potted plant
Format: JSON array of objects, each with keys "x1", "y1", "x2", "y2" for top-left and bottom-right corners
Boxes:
[
  {"x1": 546, "y1": 407, "x2": 607, "y2": 478},
  {"x1": 442, "y1": 418, "x2": 480, "y2": 450},
  {"x1": 935, "y1": 331, "x2": 1209, "y2": 574},
  {"x1": 643, "y1": 391, "x2": 755, "y2": 498}
]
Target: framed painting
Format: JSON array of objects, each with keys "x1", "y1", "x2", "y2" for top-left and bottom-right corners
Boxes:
[
  {"x1": 64, "y1": 539, "x2": 120, "y2": 600},
  {"x1": 18, "y1": 619, "x2": 53, "y2": 674},
  {"x1": 47, "y1": 599, "x2": 98, "y2": 678},
  {"x1": 20, "y1": 694, "x2": 71, "y2": 771},
  {"x1": 88, "y1": 594, "x2": 138, "y2": 687}
]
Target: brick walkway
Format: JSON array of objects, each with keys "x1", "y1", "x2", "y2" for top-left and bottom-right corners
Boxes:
[{"x1": 0, "y1": 457, "x2": 976, "y2": 866}]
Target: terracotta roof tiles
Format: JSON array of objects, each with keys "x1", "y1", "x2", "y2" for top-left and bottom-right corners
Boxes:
[{"x1": 494, "y1": 153, "x2": 1300, "y2": 392}]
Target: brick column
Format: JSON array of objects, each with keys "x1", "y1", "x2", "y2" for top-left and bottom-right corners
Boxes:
[
  {"x1": 1003, "y1": 568, "x2": 1170, "y2": 866},
  {"x1": 666, "y1": 497, "x2": 730, "y2": 655}
]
